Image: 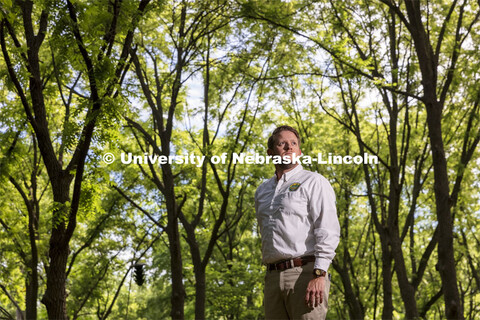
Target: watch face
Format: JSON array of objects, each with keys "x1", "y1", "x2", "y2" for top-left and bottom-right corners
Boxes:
[{"x1": 314, "y1": 269, "x2": 326, "y2": 276}]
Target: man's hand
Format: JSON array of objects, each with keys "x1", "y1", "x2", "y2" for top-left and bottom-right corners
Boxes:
[{"x1": 305, "y1": 276, "x2": 325, "y2": 309}]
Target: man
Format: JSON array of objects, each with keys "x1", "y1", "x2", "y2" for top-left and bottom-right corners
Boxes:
[{"x1": 255, "y1": 125, "x2": 340, "y2": 320}]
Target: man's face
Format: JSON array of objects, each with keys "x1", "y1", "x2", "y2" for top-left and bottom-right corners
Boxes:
[{"x1": 267, "y1": 130, "x2": 302, "y2": 167}]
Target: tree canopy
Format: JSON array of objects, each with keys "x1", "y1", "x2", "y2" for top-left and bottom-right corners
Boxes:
[{"x1": 1, "y1": 0, "x2": 479, "y2": 319}]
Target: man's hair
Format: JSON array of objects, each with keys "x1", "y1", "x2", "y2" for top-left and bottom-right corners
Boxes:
[{"x1": 267, "y1": 125, "x2": 301, "y2": 150}]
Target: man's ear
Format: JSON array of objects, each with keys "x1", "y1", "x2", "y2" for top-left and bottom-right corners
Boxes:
[{"x1": 267, "y1": 149, "x2": 273, "y2": 156}]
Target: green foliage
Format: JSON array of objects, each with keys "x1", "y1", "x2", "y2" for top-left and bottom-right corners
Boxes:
[{"x1": 1, "y1": 0, "x2": 480, "y2": 319}]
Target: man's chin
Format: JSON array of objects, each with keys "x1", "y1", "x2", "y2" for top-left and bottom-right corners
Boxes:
[{"x1": 278, "y1": 163, "x2": 297, "y2": 170}]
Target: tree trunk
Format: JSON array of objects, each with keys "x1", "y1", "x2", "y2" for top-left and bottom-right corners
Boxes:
[
  {"x1": 164, "y1": 174, "x2": 185, "y2": 320},
  {"x1": 42, "y1": 230, "x2": 70, "y2": 320},
  {"x1": 194, "y1": 265, "x2": 206, "y2": 320},
  {"x1": 25, "y1": 210, "x2": 38, "y2": 320},
  {"x1": 380, "y1": 236, "x2": 393, "y2": 320},
  {"x1": 425, "y1": 102, "x2": 463, "y2": 319},
  {"x1": 390, "y1": 228, "x2": 419, "y2": 318},
  {"x1": 332, "y1": 263, "x2": 364, "y2": 320},
  {"x1": 41, "y1": 178, "x2": 72, "y2": 320},
  {"x1": 387, "y1": 125, "x2": 419, "y2": 318},
  {"x1": 401, "y1": 1, "x2": 464, "y2": 317},
  {"x1": 168, "y1": 222, "x2": 185, "y2": 320}
]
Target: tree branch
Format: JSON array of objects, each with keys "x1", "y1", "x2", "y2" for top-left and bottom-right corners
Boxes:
[
  {"x1": 113, "y1": 185, "x2": 165, "y2": 230},
  {"x1": 0, "y1": 284, "x2": 24, "y2": 320}
]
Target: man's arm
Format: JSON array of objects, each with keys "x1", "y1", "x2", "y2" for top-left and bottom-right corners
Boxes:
[
  {"x1": 305, "y1": 175, "x2": 340, "y2": 308},
  {"x1": 310, "y1": 175, "x2": 340, "y2": 271}
]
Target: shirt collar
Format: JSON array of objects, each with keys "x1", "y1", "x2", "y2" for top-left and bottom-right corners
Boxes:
[{"x1": 275, "y1": 164, "x2": 303, "y2": 183}]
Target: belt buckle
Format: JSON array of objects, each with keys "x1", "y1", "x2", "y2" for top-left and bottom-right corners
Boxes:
[{"x1": 289, "y1": 259, "x2": 295, "y2": 269}]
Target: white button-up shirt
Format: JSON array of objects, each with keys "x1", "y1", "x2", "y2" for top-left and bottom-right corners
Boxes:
[{"x1": 255, "y1": 165, "x2": 340, "y2": 271}]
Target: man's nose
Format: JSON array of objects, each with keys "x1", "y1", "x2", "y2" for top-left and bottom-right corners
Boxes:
[{"x1": 284, "y1": 143, "x2": 292, "y2": 149}]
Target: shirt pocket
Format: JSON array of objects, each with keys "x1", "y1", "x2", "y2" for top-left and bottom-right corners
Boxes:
[{"x1": 280, "y1": 191, "x2": 308, "y2": 217}]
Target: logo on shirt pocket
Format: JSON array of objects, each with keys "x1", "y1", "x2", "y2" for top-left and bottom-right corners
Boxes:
[{"x1": 288, "y1": 182, "x2": 301, "y2": 191}]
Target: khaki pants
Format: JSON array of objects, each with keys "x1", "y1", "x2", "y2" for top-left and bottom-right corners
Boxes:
[{"x1": 264, "y1": 262, "x2": 330, "y2": 320}]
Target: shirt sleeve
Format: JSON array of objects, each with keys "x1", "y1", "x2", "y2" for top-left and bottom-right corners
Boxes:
[{"x1": 308, "y1": 175, "x2": 340, "y2": 272}]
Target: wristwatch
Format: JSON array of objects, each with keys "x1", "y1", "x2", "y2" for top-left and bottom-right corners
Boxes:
[{"x1": 313, "y1": 268, "x2": 327, "y2": 278}]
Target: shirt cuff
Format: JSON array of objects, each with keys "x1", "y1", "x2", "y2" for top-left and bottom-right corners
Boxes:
[{"x1": 314, "y1": 258, "x2": 331, "y2": 272}]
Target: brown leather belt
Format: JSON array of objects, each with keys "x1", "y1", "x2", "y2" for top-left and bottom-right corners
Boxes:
[{"x1": 267, "y1": 255, "x2": 315, "y2": 271}]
